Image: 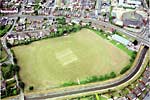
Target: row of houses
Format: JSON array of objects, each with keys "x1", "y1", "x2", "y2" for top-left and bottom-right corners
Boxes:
[
  {"x1": 0, "y1": 8, "x2": 18, "y2": 14},
  {"x1": 126, "y1": 66, "x2": 150, "y2": 100},
  {"x1": 118, "y1": 0, "x2": 142, "y2": 8},
  {"x1": 53, "y1": 8, "x2": 82, "y2": 18},
  {"x1": 6, "y1": 30, "x2": 50, "y2": 45},
  {"x1": 60, "y1": 0, "x2": 95, "y2": 10}
]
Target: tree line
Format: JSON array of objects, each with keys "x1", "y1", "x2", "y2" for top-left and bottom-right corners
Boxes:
[{"x1": 62, "y1": 72, "x2": 117, "y2": 87}]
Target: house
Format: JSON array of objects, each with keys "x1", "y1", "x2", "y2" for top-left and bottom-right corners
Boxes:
[
  {"x1": 146, "y1": 66, "x2": 150, "y2": 72},
  {"x1": 23, "y1": 7, "x2": 34, "y2": 14},
  {"x1": 111, "y1": 34, "x2": 130, "y2": 46},
  {"x1": 126, "y1": 93, "x2": 136, "y2": 100},
  {"x1": 143, "y1": 70, "x2": 150, "y2": 79},
  {"x1": 117, "y1": 97, "x2": 127, "y2": 100},
  {"x1": 122, "y1": 12, "x2": 144, "y2": 28},
  {"x1": 138, "y1": 82, "x2": 146, "y2": 91},
  {"x1": 27, "y1": 0, "x2": 35, "y2": 5},
  {"x1": 0, "y1": 8, "x2": 18, "y2": 13},
  {"x1": 140, "y1": 77, "x2": 149, "y2": 86},
  {"x1": 71, "y1": 19, "x2": 80, "y2": 24},
  {"x1": 0, "y1": 17, "x2": 8, "y2": 26},
  {"x1": 17, "y1": 33, "x2": 29, "y2": 41},
  {"x1": 132, "y1": 87, "x2": 141, "y2": 96},
  {"x1": 1, "y1": 81, "x2": 6, "y2": 91},
  {"x1": 126, "y1": 0, "x2": 141, "y2": 6},
  {"x1": 118, "y1": 0, "x2": 124, "y2": 6},
  {"x1": 19, "y1": 17, "x2": 26, "y2": 24},
  {"x1": 113, "y1": 19, "x2": 123, "y2": 26}
]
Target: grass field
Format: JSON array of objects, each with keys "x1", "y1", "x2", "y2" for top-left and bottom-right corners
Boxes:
[{"x1": 12, "y1": 29, "x2": 130, "y2": 90}]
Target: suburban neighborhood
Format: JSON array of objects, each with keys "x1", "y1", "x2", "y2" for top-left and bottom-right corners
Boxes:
[{"x1": 0, "y1": 0, "x2": 149, "y2": 100}]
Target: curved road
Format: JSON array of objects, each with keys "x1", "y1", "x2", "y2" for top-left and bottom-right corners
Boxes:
[{"x1": 24, "y1": 46, "x2": 149, "y2": 100}]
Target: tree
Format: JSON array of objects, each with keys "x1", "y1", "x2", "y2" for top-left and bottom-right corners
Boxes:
[
  {"x1": 56, "y1": 17, "x2": 66, "y2": 25},
  {"x1": 34, "y1": 10, "x2": 38, "y2": 15},
  {"x1": 109, "y1": 72, "x2": 116, "y2": 78},
  {"x1": 6, "y1": 42, "x2": 12, "y2": 48},
  {"x1": 19, "y1": 81, "x2": 25, "y2": 89},
  {"x1": 89, "y1": 22, "x2": 92, "y2": 26},
  {"x1": 12, "y1": 65, "x2": 20, "y2": 72},
  {"x1": 99, "y1": 29, "x2": 104, "y2": 32},
  {"x1": 29, "y1": 86, "x2": 34, "y2": 90},
  {"x1": 73, "y1": 24, "x2": 81, "y2": 32},
  {"x1": 57, "y1": 28, "x2": 64, "y2": 36},
  {"x1": 120, "y1": 65, "x2": 131, "y2": 74},
  {"x1": 132, "y1": 40, "x2": 138, "y2": 45},
  {"x1": 13, "y1": 89, "x2": 17, "y2": 95},
  {"x1": 13, "y1": 57, "x2": 17, "y2": 63},
  {"x1": 1, "y1": 65, "x2": 14, "y2": 79},
  {"x1": 17, "y1": 17, "x2": 20, "y2": 22},
  {"x1": 98, "y1": 75, "x2": 105, "y2": 81}
]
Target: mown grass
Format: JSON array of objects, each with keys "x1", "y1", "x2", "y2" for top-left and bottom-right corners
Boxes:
[{"x1": 13, "y1": 29, "x2": 130, "y2": 91}]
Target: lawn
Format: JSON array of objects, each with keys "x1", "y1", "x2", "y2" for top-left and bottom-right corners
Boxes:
[
  {"x1": 12, "y1": 29, "x2": 130, "y2": 91},
  {"x1": 99, "y1": 96, "x2": 108, "y2": 100},
  {"x1": 56, "y1": 0, "x2": 62, "y2": 6}
]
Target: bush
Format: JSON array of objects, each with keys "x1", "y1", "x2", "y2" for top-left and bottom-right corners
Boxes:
[
  {"x1": 120, "y1": 65, "x2": 131, "y2": 74},
  {"x1": 98, "y1": 75, "x2": 105, "y2": 81},
  {"x1": 19, "y1": 81, "x2": 25, "y2": 89},
  {"x1": 1, "y1": 65, "x2": 14, "y2": 79},
  {"x1": 109, "y1": 72, "x2": 117, "y2": 78},
  {"x1": 29, "y1": 86, "x2": 34, "y2": 90},
  {"x1": 62, "y1": 81, "x2": 78, "y2": 87},
  {"x1": 62, "y1": 71, "x2": 117, "y2": 87},
  {"x1": 12, "y1": 89, "x2": 17, "y2": 95},
  {"x1": 12, "y1": 65, "x2": 20, "y2": 72}
]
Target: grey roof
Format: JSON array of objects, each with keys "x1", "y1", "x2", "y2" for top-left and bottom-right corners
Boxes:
[
  {"x1": 133, "y1": 87, "x2": 141, "y2": 96},
  {"x1": 143, "y1": 70, "x2": 150, "y2": 78},
  {"x1": 138, "y1": 82, "x2": 145, "y2": 91},
  {"x1": 122, "y1": 11, "x2": 143, "y2": 27},
  {"x1": 141, "y1": 77, "x2": 149, "y2": 85},
  {"x1": 0, "y1": 18, "x2": 8, "y2": 25},
  {"x1": 127, "y1": 93, "x2": 136, "y2": 100}
]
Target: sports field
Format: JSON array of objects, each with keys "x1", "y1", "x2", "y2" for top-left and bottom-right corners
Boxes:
[{"x1": 12, "y1": 29, "x2": 130, "y2": 90}]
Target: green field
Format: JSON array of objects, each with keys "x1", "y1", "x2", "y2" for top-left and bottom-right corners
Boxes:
[{"x1": 12, "y1": 29, "x2": 130, "y2": 90}]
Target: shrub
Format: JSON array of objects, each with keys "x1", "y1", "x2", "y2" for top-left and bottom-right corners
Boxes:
[
  {"x1": 29, "y1": 86, "x2": 34, "y2": 90},
  {"x1": 62, "y1": 81, "x2": 78, "y2": 87},
  {"x1": 109, "y1": 72, "x2": 117, "y2": 78},
  {"x1": 120, "y1": 65, "x2": 131, "y2": 74},
  {"x1": 19, "y1": 81, "x2": 25, "y2": 89}
]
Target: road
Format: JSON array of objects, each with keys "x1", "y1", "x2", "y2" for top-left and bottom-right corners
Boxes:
[
  {"x1": 81, "y1": 18, "x2": 149, "y2": 47},
  {"x1": 20, "y1": 46, "x2": 148, "y2": 100}
]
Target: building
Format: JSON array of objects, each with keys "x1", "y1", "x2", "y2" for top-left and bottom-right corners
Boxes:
[
  {"x1": 140, "y1": 77, "x2": 149, "y2": 85},
  {"x1": 143, "y1": 70, "x2": 150, "y2": 79},
  {"x1": 126, "y1": 0, "x2": 141, "y2": 6},
  {"x1": 138, "y1": 82, "x2": 146, "y2": 91},
  {"x1": 111, "y1": 34, "x2": 130, "y2": 46},
  {"x1": 0, "y1": 8, "x2": 18, "y2": 13},
  {"x1": 95, "y1": 0, "x2": 102, "y2": 16},
  {"x1": 126, "y1": 93, "x2": 136, "y2": 100},
  {"x1": 0, "y1": 17, "x2": 8, "y2": 26},
  {"x1": 122, "y1": 11, "x2": 144, "y2": 28},
  {"x1": 132, "y1": 87, "x2": 141, "y2": 96}
]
